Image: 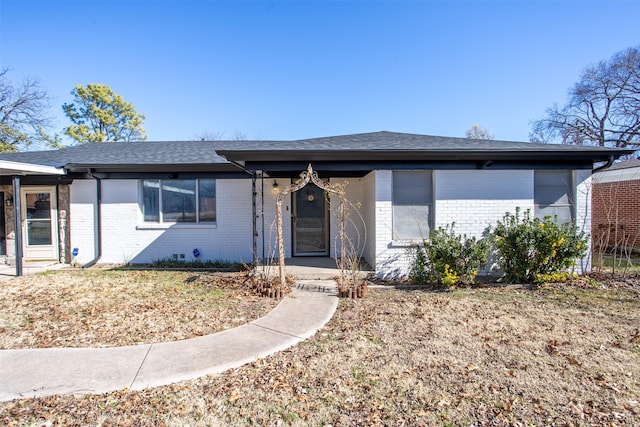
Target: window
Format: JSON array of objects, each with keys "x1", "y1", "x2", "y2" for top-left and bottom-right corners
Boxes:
[
  {"x1": 142, "y1": 179, "x2": 216, "y2": 223},
  {"x1": 534, "y1": 171, "x2": 573, "y2": 223},
  {"x1": 392, "y1": 171, "x2": 433, "y2": 240}
]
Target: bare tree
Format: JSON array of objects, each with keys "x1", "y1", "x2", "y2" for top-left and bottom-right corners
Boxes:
[
  {"x1": 465, "y1": 125, "x2": 494, "y2": 140},
  {"x1": 531, "y1": 46, "x2": 640, "y2": 149},
  {"x1": 0, "y1": 68, "x2": 53, "y2": 152},
  {"x1": 197, "y1": 129, "x2": 246, "y2": 141}
]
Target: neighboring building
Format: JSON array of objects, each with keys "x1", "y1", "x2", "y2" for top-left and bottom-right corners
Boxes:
[
  {"x1": 592, "y1": 158, "x2": 640, "y2": 252},
  {"x1": 0, "y1": 131, "x2": 632, "y2": 278}
]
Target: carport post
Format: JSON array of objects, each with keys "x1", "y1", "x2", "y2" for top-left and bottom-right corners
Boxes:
[{"x1": 12, "y1": 175, "x2": 22, "y2": 277}]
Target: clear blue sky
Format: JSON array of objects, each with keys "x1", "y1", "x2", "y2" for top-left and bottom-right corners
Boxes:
[{"x1": 1, "y1": 0, "x2": 638, "y2": 145}]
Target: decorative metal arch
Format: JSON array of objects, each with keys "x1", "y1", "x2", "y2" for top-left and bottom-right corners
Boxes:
[{"x1": 275, "y1": 164, "x2": 346, "y2": 290}]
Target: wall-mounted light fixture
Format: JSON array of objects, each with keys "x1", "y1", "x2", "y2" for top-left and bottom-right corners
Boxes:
[
  {"x1": 272, "y1": 180, "x2": 279, "y2": 192},
  {"x1": 5, "y1": 197, "x2": 12, "y2": 207}
]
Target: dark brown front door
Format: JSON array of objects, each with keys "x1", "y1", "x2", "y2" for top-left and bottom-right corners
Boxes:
[{"x1": 292, "y1": 184, "x2": 329, "y2": 256}]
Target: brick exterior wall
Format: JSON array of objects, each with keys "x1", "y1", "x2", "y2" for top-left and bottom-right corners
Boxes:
[
  {"x1": 372, "y1": 169, "x2": 591, "y2": 278},
  {"x1": 435, "y1": 170, "x2": 534, "y2": 238},
  {"x1": 70, "y1": 179, "x2": 256, "y2": 265},
  {"x1": 592, "y1": 178, "x2": 640, "y2": 251},
  {"x1": 67, "y1": 168, "x2": 592, "y2": 277}
]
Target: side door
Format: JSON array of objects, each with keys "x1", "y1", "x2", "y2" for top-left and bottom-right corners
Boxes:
[{"x1": 21, "y1": 187, "x2": 58, "y2": 261}]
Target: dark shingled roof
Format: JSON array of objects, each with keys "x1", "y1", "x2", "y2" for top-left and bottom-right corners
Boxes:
[
  {"x1": 218, "y1": 131, "x2": 633, "y2": 162},
  {"x1": 232, "y1": 131, "x2": 626, "y2": 152},
  {"x1": 0, "y1": 131, "x2": 634, "y2": 173},
  {"x1": 0, "y1": 141, "x2": 246, "y2": 173}
]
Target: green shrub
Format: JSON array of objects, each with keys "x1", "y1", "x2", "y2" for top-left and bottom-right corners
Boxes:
[
  {"x1": 150, "y1": 258, "x2": 243, "y2": 270},
  {"x1": 410, "y1": 224, "x2": 490, "y2": 288},
  {"x1": 492, "y1": 208, "x2": 588, "y2": 284},
  {"x1": 409, "y1": 244, "x2": 430, "y2": 285}
]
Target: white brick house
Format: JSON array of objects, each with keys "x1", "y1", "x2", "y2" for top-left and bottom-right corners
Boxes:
[{"x1": 0, "y1": 132, "x2": 632, "y2": 278}]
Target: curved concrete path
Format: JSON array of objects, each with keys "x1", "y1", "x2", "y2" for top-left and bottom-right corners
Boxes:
[{"x1": 0, "y1": 280, "x2": 338, "y2": 402}]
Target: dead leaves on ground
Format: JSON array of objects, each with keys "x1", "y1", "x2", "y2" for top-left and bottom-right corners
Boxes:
[
  {"x1": 0, "y1": 270, "x2": 277, "y2": 349},
  {"x1": 1, "y1": 279, "x2": 639, "y2": 425}
]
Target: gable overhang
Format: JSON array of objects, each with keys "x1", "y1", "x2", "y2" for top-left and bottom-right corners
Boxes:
[{"x1": 0, "y1": 160, "x2": 66, "y2": 176}]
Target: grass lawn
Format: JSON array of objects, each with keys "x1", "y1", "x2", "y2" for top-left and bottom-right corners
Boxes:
[
  {"x1": 0, "y1": 269, "x2": 277, "y2": 348},
  {"x1": 594, "y1": 252, "x2": 640, "y2": 275},
  {"x1": 1, "y1": 272, "x2": 639, "y2": 425}
]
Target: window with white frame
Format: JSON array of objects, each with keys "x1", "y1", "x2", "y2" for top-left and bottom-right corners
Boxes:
[
  {"x1": 392, "y1": 171, "x2": 433, "y2": 240},
  {"x1": 534, "y1": 170, "x2": 573, "y2": 223},
  {"x1": 142, "y1": 179, "x2": 216, "y2": 223}
]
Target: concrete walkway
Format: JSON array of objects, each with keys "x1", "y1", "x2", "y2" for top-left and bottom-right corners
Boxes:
[
  {"x1": 0, "y1": 261, "x2": 67, "y2": 282},
  {"x1": 0, "y1": 279, "x2": 338, "y2": 402}
]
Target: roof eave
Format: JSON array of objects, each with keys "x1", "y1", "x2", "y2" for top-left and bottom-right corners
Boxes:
[
  {"x1": 64, "y1": 162, "x2": 244, "y2": 174},
  {"x1": 0, "y1": 160, "x2": 66, "y2": 176},
  {"x1": 217, "y1": 149, "x2": 633, "y2": 163}
]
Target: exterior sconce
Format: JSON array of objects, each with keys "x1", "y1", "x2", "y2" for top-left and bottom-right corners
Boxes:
[
  {"x1": 5, "y1": 198, "x2": 12, "y2": 207},
  {"x1": 272, "y1": 180, "x2": 279, "y2": 192}
]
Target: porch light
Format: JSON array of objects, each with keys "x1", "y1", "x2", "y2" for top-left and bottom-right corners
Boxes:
[
  {"x1": 272, "y1": 180, "x2": 279, "y2": 192},
  {"x1": 5, "y1": 197, "x2": 12, "y2": 207}
]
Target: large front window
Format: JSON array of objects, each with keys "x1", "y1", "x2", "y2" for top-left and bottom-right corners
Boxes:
[
  {"x1": 392, "y1": 171, "x2": 433, "y2": 240},
  {"x1": 142, "y1": 179, "x2": 216, "y2": 223},
  {"x1": 534, "y1": 171, "x2": 573, "y2": 223}
]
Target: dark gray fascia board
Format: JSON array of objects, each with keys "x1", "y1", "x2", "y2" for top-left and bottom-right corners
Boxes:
[
  {"x1": 218, "y1": 149, "x2": 633, "y2": 163},
  {"x1": 85, "y1": 171, "x2": 250, "y2": 180},
  {"x1": 63, "y1": 162, "x2": 247, "y2": 174}
]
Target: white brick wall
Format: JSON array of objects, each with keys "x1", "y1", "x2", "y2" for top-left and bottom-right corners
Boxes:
[
  {"x1": 374, "y1": 169, "x2": 536, "y2": 278},
  {"x1": 372, "y1": 170, "x2": 409, "y2": 277},
  {"x1": 70, "y1": 179, "x2": 255, "y2": 265},
  {"x1": 575, "y1": 170, "x2": 592, "y2": 273},
  {"x1": 435, "y1": 170, "x2": 534, "y2": 238},
  {"x1": 69, "y1": 169, "x2": 593, "y2": 277},
  {"x1": 69, "y1": 179, "x2": 99, "y2": 264}
]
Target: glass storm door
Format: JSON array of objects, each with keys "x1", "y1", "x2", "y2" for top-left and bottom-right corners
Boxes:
[
  {"x1": 21, "y1": 187, "x2": 58, "y2": 261},
  {"x1": 293, "y1": 184, "x2": 329, "y2": 256}
]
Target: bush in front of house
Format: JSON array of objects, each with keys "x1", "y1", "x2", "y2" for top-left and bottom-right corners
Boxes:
[
  {"x1": 492, "y1": 208, "x2": 588, "y2": 284},
  {"x1": 150, "y1": 258, "x2": 244, "y2": 270},
  {"x1": 410, "y1": 224, "x2": 490, "y2": 288}
]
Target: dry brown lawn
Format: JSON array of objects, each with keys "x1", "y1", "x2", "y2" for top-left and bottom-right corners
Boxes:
[
  {"x1": 1, "y1": 271, "x2": 639, "y2": 426},
  {"x1": 0, "y1": 269, "x2": 277, "y2": 348}
]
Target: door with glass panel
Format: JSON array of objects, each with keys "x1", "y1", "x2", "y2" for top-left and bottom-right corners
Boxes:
[
  {"x1": 21, "y1": 187, "x2": 58, "y2": 260},
  {"x1": 293, "y1": 184, "x2": 329, "y2": 256}
]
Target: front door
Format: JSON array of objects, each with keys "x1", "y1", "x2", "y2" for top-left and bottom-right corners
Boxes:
[
  {"x1": 293, "y1": 184, "x2": 329, "y2": 256},
  {"x1": 21, "y1": 187, "x2": 58, "y2": 261}
]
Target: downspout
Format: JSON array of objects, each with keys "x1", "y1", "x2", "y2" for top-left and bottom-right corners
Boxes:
[
  {"x1": 82, "y1": 170, "x2": 102, "y2": 268},
  {"x1": 12, "y1": 176, "x2": 23, "y2": 277},
  {"x1": 261, "y1": 171, "x2": 265, "y2": 265},
  {"x1": 251, "y1": 171, "x2": 258, "y2": 267},
  {"x1": 593, "y1": 155, "x2": 615, "y2": 173}
]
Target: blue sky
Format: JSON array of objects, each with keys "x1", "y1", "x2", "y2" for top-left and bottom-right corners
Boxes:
[{"x1": 1, "y1": 0, "x2": 638, "y2": 145}]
